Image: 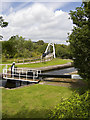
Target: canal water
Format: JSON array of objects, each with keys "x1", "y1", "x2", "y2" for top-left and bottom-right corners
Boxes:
[
  {"x1": 0, "y1": 67, "x2": 77, "y2": 89},
  {"x1": 43, "y1": 67, "x2": 77, "y2": 75}
]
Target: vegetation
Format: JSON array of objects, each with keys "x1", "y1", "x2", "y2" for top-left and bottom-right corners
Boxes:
[
  {"x1": 0, "y1": 65, "x2": 5, "y2": 73},
  {"x1": 2, "y1": 85, "x2": 73, "y2": 118},
  {"x1": 49, "y1": 90, "x2": 90, "y2": 119},
  {"x1": 55, "y1": 44, "x2": 72, "y2": 59},
  {"x1": 0, "y1": 16, "x2": 8, "y2": 40},
  {"x1": 1, "y1": 2, "x2": 89, "y2": 119},
  {"x1": 2, "y1": 35, "x2": 72, "y2": 62},
  {"x1": 0, "y1": 16, "x2": 8, "y2": 68},
  {"x1": 48, "y1": 2, "x2": 90, "y2": 119},
  {"x1": 16, "y1": 58, "x2": 72, "y2": 68},
  {"x1": 2, "y1": 57, "x2": 41, "y2": 64},
  {"x1": 68, "y1": 2, "x2": 90, "y2": 80}
]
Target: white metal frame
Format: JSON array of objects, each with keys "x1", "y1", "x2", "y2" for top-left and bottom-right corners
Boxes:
[
  {"x1": 45, "y1": 43, "x2": 56, "y2": 58},
  {"x1": 2, "y1": 65, "x2": 41, "y2": 81}
]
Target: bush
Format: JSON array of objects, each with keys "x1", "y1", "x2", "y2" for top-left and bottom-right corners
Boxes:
[
  {"x1": 49, "y1": 90, "x2": 90, "y2": 119},
  {"x1": 2, "y1": 55, "x2": 7, "y2": 62}
]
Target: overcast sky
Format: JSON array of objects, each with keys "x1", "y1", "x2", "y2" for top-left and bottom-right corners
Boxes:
[{"x1": 1, "y1": 0, "x2": 82, "y2": 44}]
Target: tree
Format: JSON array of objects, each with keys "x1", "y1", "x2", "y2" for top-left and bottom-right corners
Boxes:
[
  {"x1": 38, "y1": 43, "x2": 47, "y2": 54},
  {"x1": 24, "y1": 39, "x2": 33, "y2": 51},
  {"x1": 9, "y1": 35, "x2": 25, "y2": 58},
  {"x1": 55, "y1": 44, "x2": 72, "y2": 59},
  {"x1": 37, "y1": 40, "x2": 44, "y2": 45},
  {"x1": 2, "y1": 41, "x2": 15, "y2": 58},
  {"x1": 0, "y1": 16, "x2": 8, "y2": 40},
  {"x1": 68, "y1": 2, "x2": 90, "y2": 80}
]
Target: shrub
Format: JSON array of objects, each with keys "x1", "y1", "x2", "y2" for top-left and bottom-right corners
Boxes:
[{"x1": 49, "y1": 90, "x2": 90, "y2": 119}]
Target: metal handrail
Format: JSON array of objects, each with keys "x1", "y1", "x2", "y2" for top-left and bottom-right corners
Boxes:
[
  {"x1": 3, "y1": 67, "x2": 41, "y2": 80},
  {"x1": 3, "y1": 73, "x2": 34, "y2": 77}
]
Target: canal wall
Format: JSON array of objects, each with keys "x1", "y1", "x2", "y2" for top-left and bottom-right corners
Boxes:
[{"x1": 36, "y1": 62, "x2": 73, "y2": 72}]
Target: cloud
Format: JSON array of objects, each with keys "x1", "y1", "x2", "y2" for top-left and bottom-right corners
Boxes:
[
  {"x1": 1, "y1": 3, "x2": 73, "y2": 44},
  {"x1": 2, "y1": 0, "x2": 82, "y2": 2}
]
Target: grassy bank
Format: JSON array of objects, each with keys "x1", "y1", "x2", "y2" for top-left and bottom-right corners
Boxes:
[
  {"x1": 2, "y1": 84, "x2": 73, "y2": 118},
  {"x1": 0, "y1": 65, "x2": 5, "y2": 73},
  {"x1": 2, "y1": 57, "x2": 41, "y2": 64},
  {"x1": 16, "y1": 58, "x2": 72, "y2": 68},
  {"x1": 0, "y1": 65, "x2": 10, "y2": 73}
]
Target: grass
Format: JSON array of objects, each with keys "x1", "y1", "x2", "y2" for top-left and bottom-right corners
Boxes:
[
  {"x1": 2, "y1": 57, "x2": 41, "y2": 64},
  {"x1": 0, "y1": 65, "x2": 10, "y2": 73},
  {"x1": 0, "y1": 65, "x2": 5, "y2": 73},
  {"x1": 16, "y1": 58, "x2": 72, "y2": 68},
  {"x1": 2, "y1": 58, "x2": 27, "y2": 64},
  {"x1": 2, "y1": 84, "x2": 74, "y2": 118},
  {"x1": 0, "y1": 58, "x2": 72, "y2": 73}
]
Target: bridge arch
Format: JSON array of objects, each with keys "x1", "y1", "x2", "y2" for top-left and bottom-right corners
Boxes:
[{"x1": 42, "y1": 42, "x2": 56, "y2": 59}]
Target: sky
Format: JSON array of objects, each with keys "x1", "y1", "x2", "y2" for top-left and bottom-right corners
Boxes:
[{"x1": 0, "y1": 0, "x2": 82, "y2": 44}]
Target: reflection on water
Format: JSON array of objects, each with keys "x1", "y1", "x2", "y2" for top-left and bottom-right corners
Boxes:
[{"x1": 43, "y1": 67, "x2": 77, "y2": 75}]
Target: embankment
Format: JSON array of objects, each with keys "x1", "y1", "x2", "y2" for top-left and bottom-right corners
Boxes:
[{"x1": 36, "y1": 62, "x2": 73, "y2": 72}]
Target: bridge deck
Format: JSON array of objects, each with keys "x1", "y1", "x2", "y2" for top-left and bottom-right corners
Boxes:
[{"x1": 3, "y1": 77, "x2": 39, "y2": 83}]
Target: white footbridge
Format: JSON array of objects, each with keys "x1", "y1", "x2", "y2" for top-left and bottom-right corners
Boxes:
[{"x1": 42, "y1": 42, "x2": 56, "y2": 59}]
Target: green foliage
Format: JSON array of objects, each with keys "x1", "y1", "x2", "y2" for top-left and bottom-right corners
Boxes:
[
  {"x1": 2, "y1": 55, "x2": 7, "y2": 62},
  {"x1": 2, "y1": 40, "x2": 17, "y2": 58},
  {"x1": 55, "y1": 44, "x2": 72, "y2": 59},
  {"x1": 37, "y1": 40, "x2": 44, "y2": 45},
  {"x1": 68, "y1": 2, "x2": 90, "y2": 79},
  {"x1": 49, "y1": 90, "x2": 90, "y2": 119},
  {"x1": 24, "y1": 39, "x2": 33, "y2": 51},
  {"x1": 2, "y1": 35, "x2": 72, "y2": 60},
  {"x1": 2, "y1": 35, "x2": 33, "y2": 58},
  {"x1": 69, "y1": 6, "x2": 87, "y2": 27},
  {"x1": 37, "y1": 43, "x2": 48, "y2": 53},
  {"x1": 0, "y1": 16, "x2": 8, "y2": 28},
  {"x1": 0, "y1": 16, "x2": 8, "y2": 40}
]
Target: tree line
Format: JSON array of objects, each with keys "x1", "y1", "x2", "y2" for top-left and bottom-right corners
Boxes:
[{"x1": 2, "y1": 35, "x2": 72, "y2": 60}]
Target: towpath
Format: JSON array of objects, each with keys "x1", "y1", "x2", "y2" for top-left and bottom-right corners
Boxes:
[
  {"x1": 19, "y1": 62, "x2": 73, "y2": 72},
  {"x1": 0, "y1": 59, "x2": 51, "y2": 66},
  {"x1": 36, "y1": 62, "x2": 72, "y2": 71}
]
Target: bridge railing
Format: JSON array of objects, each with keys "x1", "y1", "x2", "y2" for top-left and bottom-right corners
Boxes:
[{"x1": 2, "y1": 66, "x2": 41, "y2": 81}]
